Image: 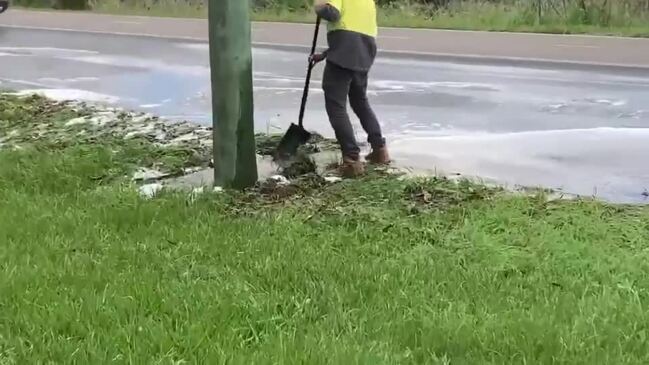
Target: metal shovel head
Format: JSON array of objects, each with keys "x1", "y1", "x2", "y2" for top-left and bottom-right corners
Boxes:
[{"x1": 274, "y1": 123, "x2": 312, "y2": 162}]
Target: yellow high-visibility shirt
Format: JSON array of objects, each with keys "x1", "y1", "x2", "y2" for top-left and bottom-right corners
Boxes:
[
  {"x1": 318, "y1": 0, "x2": 378, "y2": 71},
  {"x1": 327, "y1": 0, "x2": 378, "y2": 38}
]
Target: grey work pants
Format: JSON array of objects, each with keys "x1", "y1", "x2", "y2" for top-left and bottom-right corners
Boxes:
[{"x1": 322, "y1": 61, "x2": 385, "y2": 160}]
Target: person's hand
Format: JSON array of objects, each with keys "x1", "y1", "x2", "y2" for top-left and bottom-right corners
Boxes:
[{"x1": 309, "y1": 53, "x2": 327, "y2": 64}]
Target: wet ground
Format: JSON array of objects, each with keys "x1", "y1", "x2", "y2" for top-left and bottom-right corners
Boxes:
[{"x1": 1, "y1": 27, "x2": 648, "y2": 202}]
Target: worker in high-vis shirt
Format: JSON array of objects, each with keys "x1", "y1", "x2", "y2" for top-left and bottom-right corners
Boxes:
[{"x1": 311, "y1": 0, "x2": 390, "y2": 177}]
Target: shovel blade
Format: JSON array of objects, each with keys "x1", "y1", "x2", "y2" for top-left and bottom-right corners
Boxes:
[{"x1": 274, "y1": 123, "x2": 312, "y2": 162}]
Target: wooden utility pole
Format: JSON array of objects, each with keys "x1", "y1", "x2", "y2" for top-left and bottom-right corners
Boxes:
[{"x1": 209, "y1": 0, "x2": 258, "y2": 189}]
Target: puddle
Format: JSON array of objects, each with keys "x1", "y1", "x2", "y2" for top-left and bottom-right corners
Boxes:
[{"x1": 390, "y1": 128, "x2": 649, "y2": 203}]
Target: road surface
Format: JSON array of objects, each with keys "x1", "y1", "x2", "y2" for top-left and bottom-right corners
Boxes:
[
  {"x1": 1, "y1": 12, "x2": 649, "y2": 203},
  {"x1": 3, "y1": 9, "x2": 649, "y2": 69}
]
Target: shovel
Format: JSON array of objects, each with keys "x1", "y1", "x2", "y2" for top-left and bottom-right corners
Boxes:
[{"x1": 273, "y1": 17, "x2": 322, "y2": 163}]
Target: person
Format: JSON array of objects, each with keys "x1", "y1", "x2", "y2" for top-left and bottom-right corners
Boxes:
[
  {"x1": 312, "y1": 0, "x2": 390, "y2": 177},
  {"x1": 0, "y1": 0, "x2": 8, "y2": 14}
]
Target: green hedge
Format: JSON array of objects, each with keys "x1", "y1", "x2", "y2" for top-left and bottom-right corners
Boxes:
[{"x1": 12, "y1": 0, "x2": 649, "y2": 26}]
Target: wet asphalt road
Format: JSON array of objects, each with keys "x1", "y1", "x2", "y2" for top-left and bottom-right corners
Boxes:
[
  {"x1": 1, "y1": 27, "x2": 648, "y2": 202},
  {"x1": 5, "y1": 9, "x2": 649, "y2": 68}
]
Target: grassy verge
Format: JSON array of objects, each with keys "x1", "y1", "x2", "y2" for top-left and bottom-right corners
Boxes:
[
  {"x1": 17, "y1": 0, "x2": 647, "y2": 37},
  {"x1": 2, "y1": 94, "x2": 649, "y2": 363}
]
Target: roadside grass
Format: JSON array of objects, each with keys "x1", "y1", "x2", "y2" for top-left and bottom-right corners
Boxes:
[
  {"x1": 27, "y1": 0, "x2": 647, "y2": 37},
  {"x1": 2, "y1": 94, "x2": 649, "y2": 363},
  {"x1": 0, "y1": 94, "x2": 205, "y2": 178}
]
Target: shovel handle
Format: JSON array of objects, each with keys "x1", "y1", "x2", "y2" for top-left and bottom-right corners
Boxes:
[{"x1": 298, "y1": 17, "x2": 321, "y2": 128}]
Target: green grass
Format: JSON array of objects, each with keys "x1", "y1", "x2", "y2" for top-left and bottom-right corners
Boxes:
[
  {"x1": 252, "y1": 7, "x2": 649, "y2": 37},
  {"x1": 2, "y1": 94, "x2": 649, "y2": 363},
  {"x1": 24, "y1": 0, "x2": 648, "y2": 37}
]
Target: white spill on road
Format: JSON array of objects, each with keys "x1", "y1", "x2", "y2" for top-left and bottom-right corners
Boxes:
[
  {"x1": 175, "y1": 43, "x2": 209, "y2": 51},
  {"x1": 371, "y1": 80, "x2": 500, "y2": 92},
  {"x1": 0, "y1": 46, "x2": 99, "y2": 57},
  {"x1": 37, "y1": 76, "x2": 100, "y2": 84},
  {"x1": 139, "y1": 103, "x2": 163, "y2": 109},
  {"x1": 13, "y1": 89, "x2": 121, "y2": 104},
  {"x1": 62, "y1": 55, "x2": 209, "y2": 76}
]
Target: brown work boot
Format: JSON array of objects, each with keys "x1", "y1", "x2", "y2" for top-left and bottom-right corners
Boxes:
[
  {"x1": 339, "y1": 156, "x2": 365, "y2": 178},
  {"x1": 365, "y1": 145, "x2": 391, "y2": 165}
]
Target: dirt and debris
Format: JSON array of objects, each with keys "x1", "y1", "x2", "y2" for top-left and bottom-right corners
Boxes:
[
  {"x1": 248, "y1": 173, "x2": 329, "y2": 202},
  {"x1": 280, "y1": 152, "x2": 318, "y2": 178},
  {"x1": 255, "y1": 132, "x2": 339, "y2": 157},
  {"x1": 253, "y1": 131, "x2": 341, "y2": 182}
]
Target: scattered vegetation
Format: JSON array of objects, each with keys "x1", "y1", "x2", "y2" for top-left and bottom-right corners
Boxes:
[{"x1": 0, "y1": 93, "x2": 213, "y2": 178}]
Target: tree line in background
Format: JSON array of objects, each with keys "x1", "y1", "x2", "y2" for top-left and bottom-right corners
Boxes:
[{"x1": 13, "y1": 0, "x2": 649, "y2": 28}]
